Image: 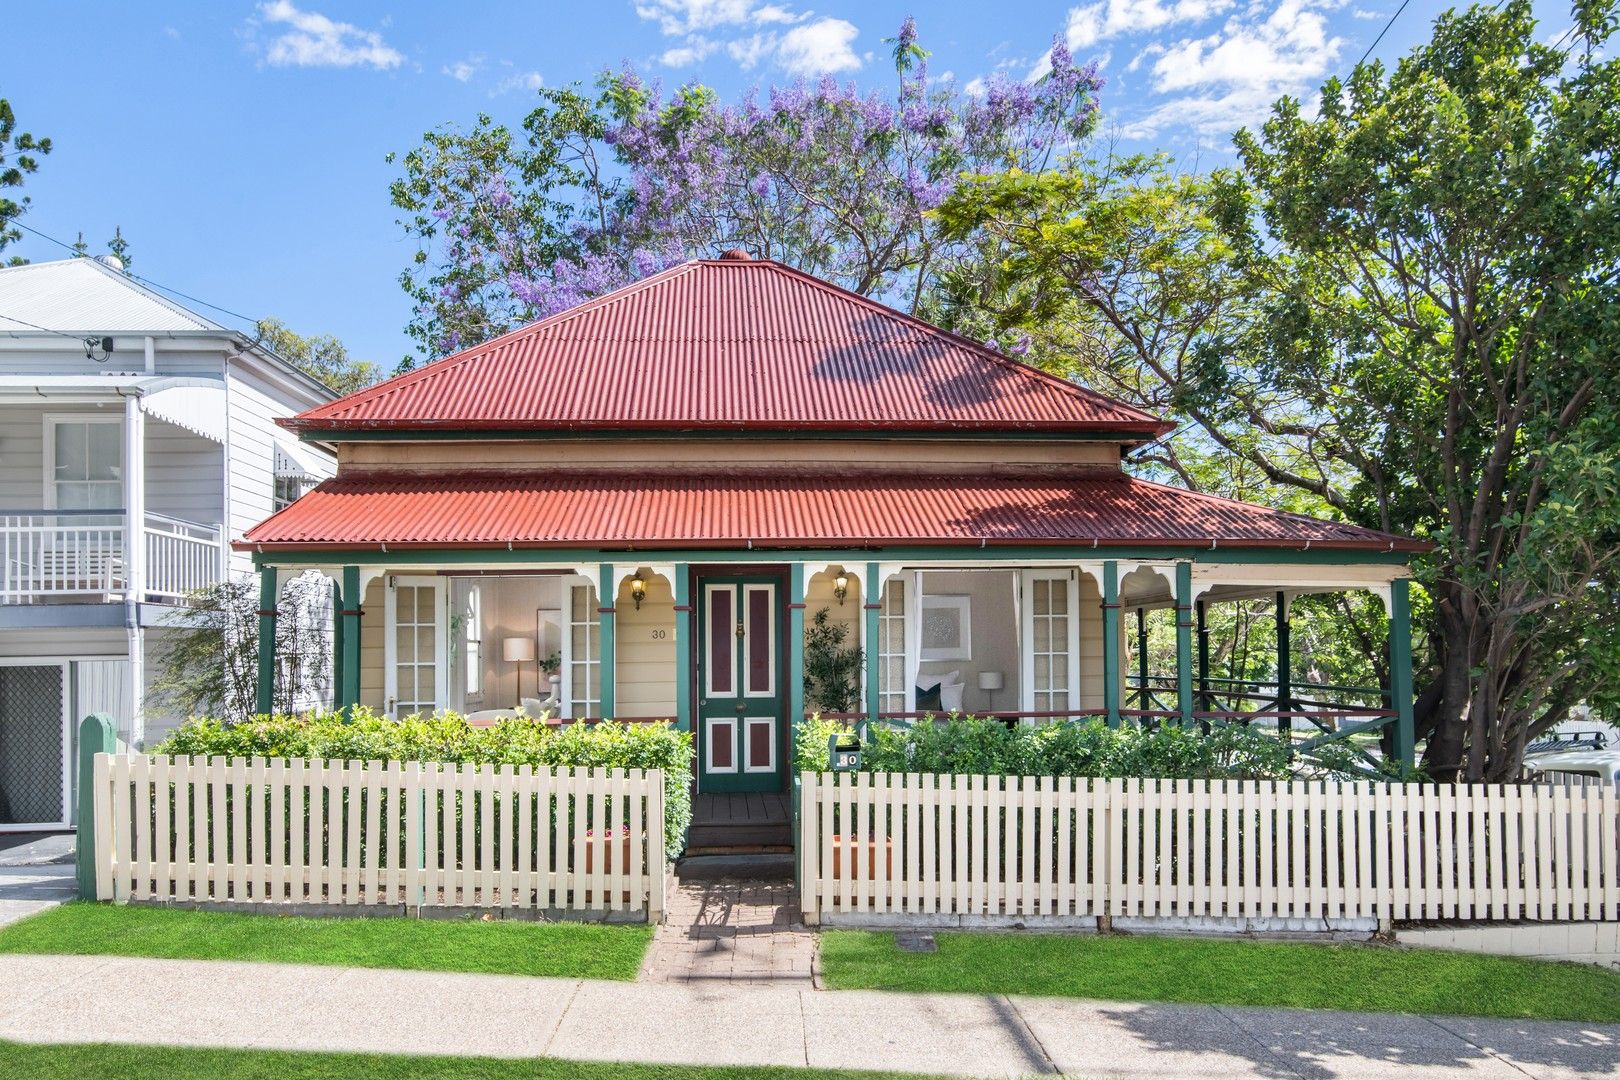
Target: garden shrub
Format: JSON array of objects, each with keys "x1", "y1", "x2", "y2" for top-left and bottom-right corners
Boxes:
[
  {"x1": 154, "y1": 709, "x2": 694, "y2": 856},
  {"x1": 794, "y1": 713, "x2": 1414, "y2": 781}
]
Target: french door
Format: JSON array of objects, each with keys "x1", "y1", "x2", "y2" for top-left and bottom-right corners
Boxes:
[
  {"x1": 384, "y1": 575, "x2": 448, "y2": 718},
  {"x1": 695, "y1": 573, "x2": 785, "y2": 793}
]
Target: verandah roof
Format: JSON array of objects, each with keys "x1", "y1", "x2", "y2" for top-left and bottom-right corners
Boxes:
[{"x1": 237, "y1": 469, "x2": 1426, "y2": 554}]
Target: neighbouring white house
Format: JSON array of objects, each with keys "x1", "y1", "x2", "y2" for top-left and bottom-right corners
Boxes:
[{"x1": 0, "y1": 255, "x2": 336, "y2": 830}]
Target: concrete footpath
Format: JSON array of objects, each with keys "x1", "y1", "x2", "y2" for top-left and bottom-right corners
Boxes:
[{"x1": 1, "y1": 952, "x2": 1617, "y2": 1078}]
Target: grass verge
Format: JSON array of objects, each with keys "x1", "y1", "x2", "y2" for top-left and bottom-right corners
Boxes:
[
  {"x1": 0, "y1": 1042, "x2": 934, "y2": 1079},
  {"x1": 819, "y1": 930, "x2": 1620, "y2": 1022},
  {"x1": 0, "y1": 902, "x2": 651, "y2": 980}
]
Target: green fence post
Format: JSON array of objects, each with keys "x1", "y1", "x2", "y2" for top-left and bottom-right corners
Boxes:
[
  {"x1": 1102, "y1": 560, "x2": 1121, "y2": 728},
  {"x1": 76, "y1": 713, "x2": 117, "y2": 899},
  {"x1": 1390, "y1": 578, "x2": 1415, "y2": 766}
]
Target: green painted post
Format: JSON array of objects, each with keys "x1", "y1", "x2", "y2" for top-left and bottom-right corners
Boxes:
[
  {"x1": 864, "y1": 562, "x2": 881, "y2": 725},
  {"x1": 340, "y1": 566, "x2": 362, "y2": 715},
  {"x1": 76, "y1": 713, "x2": 117, "y2": 899},
  {"x1": 330, "y1": 577, "x2": 346, "y2": 710},
  {"x1": 598, "y1": 564, "x2": 617, "y2": 718},
  {"x1": 789, "y1": 563, "x2": 806, "y2": 731},
  {"x1": 255, "y1": 566, "x2": 278, "y2": 716},
  {"x1": 1136, "y1": 607, "x2": 1149, "y2": 711},
  {"x1": 673, "y1": 563, "x2": 691, "y2": 733},
  {"x1": 1175, "y1": 563, "x2": 1194, "y2": 727},
  {"x1": 1196, "y1": 598, "x2": 1211, "y2": 733},
  {"x1": 1102, "y1": 560, "x2": 1121, "y2": 728},
  {"x1": 1275, "y1": 591, "x2": 1292, "y2": 740},
  {"x1": 1390, "y1": 578, "x2": 1415, "y2": 766}
]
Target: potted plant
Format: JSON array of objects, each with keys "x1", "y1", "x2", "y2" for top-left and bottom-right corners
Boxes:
[{"x1": 540, "y1": 650, "x2": 562, "y2": 694}]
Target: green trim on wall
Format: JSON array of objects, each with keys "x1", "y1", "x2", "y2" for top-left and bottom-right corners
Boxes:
[
  {"x1": 1102, "y1": 560, "x2": 1121, "y2": 728},
  {"x1": 673, "y1": 563, "x2": 691, "y2": 734},
  {"x1": 1175, "y1": 562, "x2": 1194, "y2": 727},
  {"x1": 597, "y1": 564, "x2": 616, "y2": 719},
  {"x1": 255, "y1": 567, "x2": 278, "y2": 716}
]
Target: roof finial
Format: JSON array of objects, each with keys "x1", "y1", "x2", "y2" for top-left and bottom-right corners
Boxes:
[{"x1": 718, "y1": 248, "x2": 753, "y2": 261}]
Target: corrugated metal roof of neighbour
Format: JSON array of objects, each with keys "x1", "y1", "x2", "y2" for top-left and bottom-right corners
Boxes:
[
  {"x1": 0, "y1": 257, "x2": 223, "y2": 334},
  {"x1": 284, "y1": 254, "x2": 1173, "y2": 437},
  {"x1": 239, "y1": 469, "x2": 1426, "y2": 552}
]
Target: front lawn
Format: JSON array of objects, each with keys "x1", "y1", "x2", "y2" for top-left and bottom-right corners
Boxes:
[
  {"x1": 0, "y1": 1042, "x2": 933, "y2": 1080},
  {"x1": 0, "y1": 903, "x2": 651, "y2": 980},
  {"x1": 819, "y1": 930, "x2": 1620, "y2": 1022}
]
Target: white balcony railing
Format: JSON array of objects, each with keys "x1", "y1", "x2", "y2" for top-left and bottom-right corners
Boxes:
[{"x1": 0, "y1": 509, "x2": 222, "y2": 604}]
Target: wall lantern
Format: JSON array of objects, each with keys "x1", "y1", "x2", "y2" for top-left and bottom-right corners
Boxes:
[
  {"x1": 630, "y1": 574, "x2": 647, "y2": 610},
  {"x1": 833, "y1": 573, "x2": 849, "y2": 606}
]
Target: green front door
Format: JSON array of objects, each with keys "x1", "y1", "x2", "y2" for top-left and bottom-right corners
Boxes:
[{"x1": 696, "y1": 573, "x2": 786, "y2": 793}]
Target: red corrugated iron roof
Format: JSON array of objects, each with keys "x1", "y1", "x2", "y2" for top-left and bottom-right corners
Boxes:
[
  {"x1": 238, "y1": 470, "x2": 1426, "y2": 552},
  {"x1": 283, "y1": 257, "x2": 1171, "y2": 437}
]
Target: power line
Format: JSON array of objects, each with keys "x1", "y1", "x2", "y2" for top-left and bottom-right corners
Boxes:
[
  {"x1": 1356, "y1": 0, "x2": 1413, "y2": 69},
  {"x1": 9, "y1": 219, "x2": 267, "y2": 331}
]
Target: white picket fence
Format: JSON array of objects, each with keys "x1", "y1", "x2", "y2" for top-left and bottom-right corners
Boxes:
[
  {"x1": 91, "y1": 755, "x2": 667, "y2": 921},
  {"x1": 799, "y1": 772, "x2": 1620, "y2": 925}
]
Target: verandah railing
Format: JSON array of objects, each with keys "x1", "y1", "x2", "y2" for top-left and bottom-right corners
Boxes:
[
  {"x1": 799, "y1": 772, "x2": 1620, "y2": 926},
  {"x1": 0, "y1": 509, "x2": 221, "y2": 603},
  {"x1": 88, "y1": 754, "x2": 667, "y2": 921}
]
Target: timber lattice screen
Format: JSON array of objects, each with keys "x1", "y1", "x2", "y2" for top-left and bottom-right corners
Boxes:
[
  {"x1": 91, "y1": 755, "x2": 666, "y2": 921},
  {"x1": 799, "y1": 773, "x2": 1620, "y2": 925}
]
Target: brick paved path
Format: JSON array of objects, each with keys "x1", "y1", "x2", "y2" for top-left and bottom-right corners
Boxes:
[{"x1": 639, "y1": 877, "x2": 816, "y2": 985}]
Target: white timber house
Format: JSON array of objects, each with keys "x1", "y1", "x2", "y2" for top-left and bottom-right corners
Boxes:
[{"x1": 0, "y1": 256, "x2": 336, "y2": 830}]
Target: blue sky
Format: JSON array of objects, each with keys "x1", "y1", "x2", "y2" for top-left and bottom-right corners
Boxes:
[{"x1": 3, "y1": 1, "x2": 1568, "y2": 368}]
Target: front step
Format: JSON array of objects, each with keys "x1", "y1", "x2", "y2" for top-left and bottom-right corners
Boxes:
[
  {"x1": 676, "y1": 852, "x2": 795, "y2": 880},
  {"x1": 686, "y1": 822, "x2": 793, "y2": 850}
]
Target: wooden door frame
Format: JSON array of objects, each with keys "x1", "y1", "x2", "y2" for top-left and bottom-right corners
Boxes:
[{"x1": 687, "y1": 563, "x2": 789, "y2": 794}]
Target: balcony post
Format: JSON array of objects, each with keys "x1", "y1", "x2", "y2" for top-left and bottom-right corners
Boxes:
[
  {"x1": 864, "y1": 562, "x2": 882, "y2": 726},
  {"x1": 1196, "y1": 598, "x2": 1211, "y2": 733},
  {"x1": 340, "y1": 565, "x2": 361, "y2": 715},
  {"x1": 1390, "y1": 578, "x2": 1415, "y2": 766},
  {"x1": 597, "y1": 564, "x2": 616, "y2": 719},
  {"x1": 330, "y1": 576, "x2": 346, "y2": 711},
  {"x1": 1102, "y1": 560, "x2": 1121, "y2": 728},
  {"x1": 673, "y1": 563, "x2": 691, "y2": 733},
  {"x1": 1275, "y1": 591, "x2": 1292, "y2": 740},
  {"x1": 1175, "y1": 563, "x2": 1194, "y2": 727},
  {"x1": 788, "y1": 563, "x2": 806, "y2": 730},
  {"x1": 124, "y1": 394, "x2": 147, "y2": 744},
  {"x1": 1135, "y1": 607, "x2": 1149, "y2": 711},
  {"x1": 255, "y1": 565, "x2": 278, "y2": 716}
]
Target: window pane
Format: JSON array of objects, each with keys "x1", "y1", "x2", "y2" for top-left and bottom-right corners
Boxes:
[
  {"x1": 54, "y1": 424, "x2": 87, "y2": 481},
  {"x1": 87, "y1": 423, "x2": 120, "y2": 481}
]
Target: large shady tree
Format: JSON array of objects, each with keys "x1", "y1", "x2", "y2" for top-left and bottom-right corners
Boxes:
[
  {"x1": 938, "y1": 0, "x2": 1620, "y2": 781},
  {"x1": 388, "y1": 19, "x2": 1103, "y2": 363}
]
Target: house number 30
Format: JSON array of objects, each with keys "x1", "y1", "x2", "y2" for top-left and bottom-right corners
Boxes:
[{"x1": 650, "y1": 629, "x2": 667, "y2": 639}]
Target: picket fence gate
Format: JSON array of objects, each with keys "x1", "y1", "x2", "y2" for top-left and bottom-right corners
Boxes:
[
  {"x1": 799, "y1": 772, "x2": 1620, "y2": 926},
  {"x1": 90, "y1": 754, "x2": 666, "y2": 921}
]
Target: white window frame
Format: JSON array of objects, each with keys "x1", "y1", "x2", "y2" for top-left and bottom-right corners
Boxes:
[
  {"x1": 383, "y1": 575, "x2": 449, "y2": 719},
  {"x1": 42, "y1": 414, "x2": 122, "y2": 511},
  {"x1": 703, "y1": 583, "x2": 738, "y2": 698},
  {"x1": 1020, "y1": 569, "x2": 1081, "y2": 716},
  {"x1": 562, "y1": 577, "x2": 600, "y2": 718},
  {"x1": 878, "y1": 576, "x2": 907, "y2": 715},
  {"x1": 743, "y1": 715, "x2": 777, "y2": 773},
  {"x1": 704, "y1": 716, "x2": 739, "y2": 774},
  {"x1": 463, "y1": 583, "x2": 484, "y2": 699}
]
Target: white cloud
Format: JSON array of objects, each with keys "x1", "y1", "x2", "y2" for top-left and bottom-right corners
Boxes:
[
  {"x1": 1123, "y1": 0, "x2": 1343, "y2": 137},
  {"x1": 661, "y1": 36, "x2": 720, "y2": 66},
  {"x1": 444, "y1": 56, "x2": 483, "y2": 82},
  {"x1": 775, "y1": 17, "x2": 862, "y2": 75},
  {"x1": 1028, "y1": 0, "x2": 1229, "y2": 81},
  {"x1": 635, "y1": 0, "x2": 857, "y2": 74},
  {"x1": 963, "y1": 76, "x2": 988, "y2": 97},
  {"x1": 492, "y1": 70, "x2": 544, "y2": 96},
  {"x1": 256, "y1": 1, "x2": 403, "y2": 69},
  {"x1": 1352, "y1": 8, "x2": 1382, "y2": 18}
]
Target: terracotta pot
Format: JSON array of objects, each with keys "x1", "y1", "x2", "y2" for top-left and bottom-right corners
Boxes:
[
  {"x1": 580, "y1": 833, "x2": 636, "y2": 875},
  {"x1": 829, "y1": 835, "x2": 893, "y2": 880}
]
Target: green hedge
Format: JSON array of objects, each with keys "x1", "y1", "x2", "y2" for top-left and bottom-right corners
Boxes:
[
  {"x1": 154, "y1": 709, "x2": 693, "y2": 855},
  {"x1": 794, "y1": 713, "x2": 1415, "y2": 781}
]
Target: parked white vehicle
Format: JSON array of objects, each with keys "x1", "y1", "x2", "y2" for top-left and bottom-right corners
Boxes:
[{"x1": 1522, "y1": 748, "x2": 1620, "y2": 786}]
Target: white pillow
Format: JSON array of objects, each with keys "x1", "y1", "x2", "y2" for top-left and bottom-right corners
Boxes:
[
  {"x1": 521, "y1": 697, "x2": 550, "y2": 715},
  {"x1": 940, "y1": 680, "x2": 965, "y2": 713}
]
